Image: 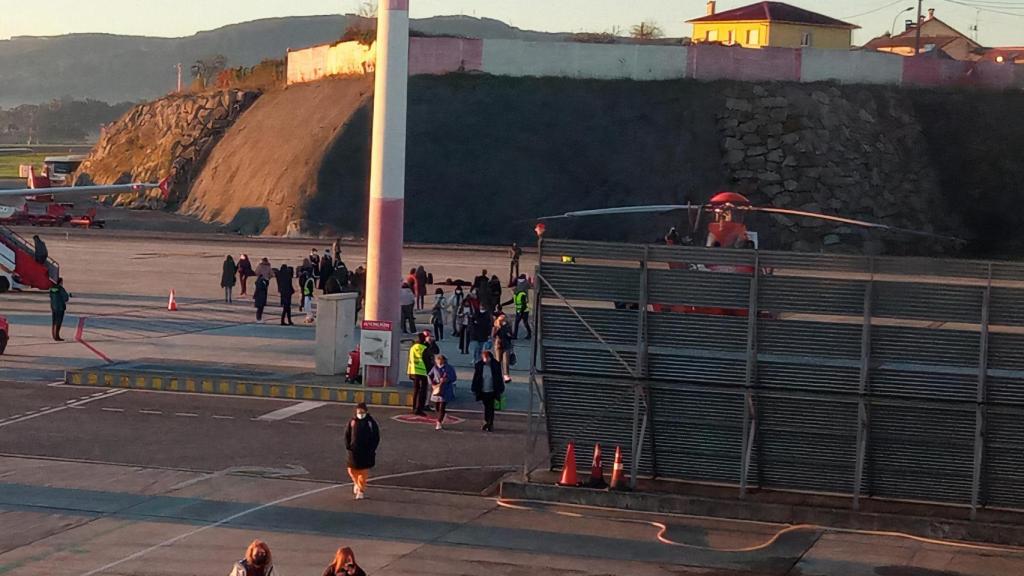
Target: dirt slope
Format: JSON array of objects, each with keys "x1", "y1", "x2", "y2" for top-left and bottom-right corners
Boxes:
[{"x1": 182, "y1": 77, "x2": 374, "y2": 235}]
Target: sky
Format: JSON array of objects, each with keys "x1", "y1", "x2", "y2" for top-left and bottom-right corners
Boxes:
[{"x1": 0, "y1": 0, "x2": 1021, "y2": 46}]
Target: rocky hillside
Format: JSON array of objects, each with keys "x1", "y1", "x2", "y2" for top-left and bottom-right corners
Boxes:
[
  {"x1": 75, "y1": 89, "x2": 260, "y2": 207},
  {"x1": 79, "y1": 75, "x2": 1024, "y2": 256}
]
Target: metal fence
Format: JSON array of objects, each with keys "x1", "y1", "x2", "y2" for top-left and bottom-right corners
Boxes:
[{"x1": 530, "y1": 238, "x2": 1024, "y2": 515}]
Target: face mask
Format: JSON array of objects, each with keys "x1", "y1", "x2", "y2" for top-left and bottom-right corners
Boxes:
[{"x1": 356, "y1": 413, "x2": 367, "y2": 420}]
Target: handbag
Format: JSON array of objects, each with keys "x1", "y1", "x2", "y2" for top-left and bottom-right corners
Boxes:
[
  {"x1": 496, "y1": 395, "x2": 507, "y2": 411},
  {"x1": 430, "y1": 381, "x2": 443, "y2": 404}
]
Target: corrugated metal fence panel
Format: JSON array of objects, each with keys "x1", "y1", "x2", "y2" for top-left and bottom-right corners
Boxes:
[
  {"x1": 648, "y1": 268, "x2": 750, "y2": 309},
  {"x1": 990, "y1": 262, "x2": 1024, "y2": 283},
  {"x1": 539, "y1": 263, "x2": 641, "y2": 303},
  {"x1": 873, "y1": 282, "x2": 983, "y2": 324},
  {"x1": 544, "y1": 375, "x2": 654, "y2": 476},
  {"x1": 874, "y1": 256, "x2": 992, "y2": 281},
  {"x1": 755, "y1": 393, "x2": 858, "y2": 494},
  {"x1": 984, "y1": 407, "x2": 1024, "y2": 509},
  {"x1": 759, "y1": 251, "x2": 871, "y2": 275},
  {"x1": 647, "y1": 245, "x2": 756, "y2": 268},
  {"x1": 760, "y1": 276, "x2": 865, "y2": 316},
  {"x1": 650, "y1": 382, "x2": 744, "y2": 483},
  {"x1": 990, "y1": 287, "x2": 1024, "y2": 327},
  {"x1": 543, "y1": 239, "x2": 646, "y2": 262},
  {"x1": 868, "y1": 401, "x2": 974, "y2": 504},
  {"x1": 540, "y1": 306, "x2": 639, "y2": 378},
  {"x1": 870, "y1": 326, "x2": 978, "y2": 402},
  {"x1": 649, "y1": 313, "x2": 748, "y2": 353},
  {"x1": 987, "y1": 332, "x2": 1024, "y2": 406}
]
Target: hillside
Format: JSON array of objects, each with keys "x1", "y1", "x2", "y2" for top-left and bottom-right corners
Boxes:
[{"x1": 0, "y1": 15, "x2": 568, "y2": 107}]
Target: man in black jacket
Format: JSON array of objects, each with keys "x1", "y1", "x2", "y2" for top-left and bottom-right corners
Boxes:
[
  {"x1": 472, "y1": 349, "x2": 505, "y2": 432},
  {"x1": 345, "y1": 403, "x2": 380, "y2": 500}
]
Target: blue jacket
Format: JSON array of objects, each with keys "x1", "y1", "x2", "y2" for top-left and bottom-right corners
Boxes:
[{"x1": 428, "y1": 363, "x2": 457, "y2": 403}]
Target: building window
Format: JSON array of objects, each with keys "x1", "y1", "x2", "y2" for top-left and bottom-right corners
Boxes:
[
  {"x1": 746, "y1": 29, "x2": 760, "y2": 46},
  {"x1": 706, "y1": 29, "x2": 719, "y2": 42},
  {"x1": 800, "y1": 32, "x2": 812, "y2": 47},
  {"x1": 727, "y1": 30, "x2": 735, "y2": 45}
]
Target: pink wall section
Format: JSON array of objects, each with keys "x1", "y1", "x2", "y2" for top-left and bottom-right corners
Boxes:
[
  {"x1": 409, "y1": 38, "x2": 483, "y2": 75},
  {"x1": 687, "y1": 44, "x2": 801, "y2": 82}
]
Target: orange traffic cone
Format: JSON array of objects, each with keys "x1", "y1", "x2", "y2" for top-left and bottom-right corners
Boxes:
[
  {"x1": 609, "y1": 446, "x2": 627, "y2": 490},
  {"x1": 167, "y1": 290, "x2": 178, "y2": 311},
  {"x1": 588, "y1": 443, "x2": 607, "y2": 488},
  {"x1": 557, "y1": 442, "x2": 581, "y2": 487}
]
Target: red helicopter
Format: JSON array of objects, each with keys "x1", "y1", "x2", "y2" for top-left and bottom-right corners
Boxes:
[{"x1": 537, "y1": 191, "x2": 959, "y2": 316}]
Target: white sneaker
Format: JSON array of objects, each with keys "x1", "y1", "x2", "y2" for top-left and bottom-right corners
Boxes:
[
  {"x1": 355, "y1": 491, "x2": 365, "y2": 500},
  {"x1": 435, "y1": 422, "x2": 442, "y2": 431},
  {"x1": 353, "y1": 484, "x2": 358, "y2": 495}
]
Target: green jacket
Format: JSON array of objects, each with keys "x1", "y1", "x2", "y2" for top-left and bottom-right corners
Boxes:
[
  {"x1": 49, "y1": 285, "x2": 70, "y2": 314},
  {"x1": 407, "y1": 342, "x2": 427, "y2": 376},
  {"x1": 514, "y1": 291, "x2": 529, "y2": 313}
]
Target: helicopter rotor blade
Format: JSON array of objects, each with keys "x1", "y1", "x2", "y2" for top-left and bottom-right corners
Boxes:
[
  {"x1": 536, "y1": 204, "x2": 702, "y2": 221},
  {"x1": 741, "y1": 206, "x2": 962, "y2": 242}
]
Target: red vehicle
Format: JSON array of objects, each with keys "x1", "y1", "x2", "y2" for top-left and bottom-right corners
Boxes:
[{"x1": 0, "y1": 315, "x2": 8, "y2": 355}]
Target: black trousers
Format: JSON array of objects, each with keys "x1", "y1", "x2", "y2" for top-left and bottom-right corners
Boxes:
[
  {"x1": 458, "y1": 327, "x2": 469, "y2": 353},
  {"x1": 256, "y1": 305, "x2": 265, "y2": 321},
  {"x1": 480, "y1": 392, "x2": 497, "y2": 429},
  {"x1": 280, "y1": 294, "x2": 293, "y2": 324},
  {"x1": 401, "y1": 304, "x2": 416, "y2": 333},
  {"x1": 514, "y1": 311, "x2": 531, "y2": 338},
  {"x1": 411, "y1": 375, "x2": 429, "y2": 414},
  {"x1": 52, "y1": 310, "x2": 65, "y2": 340}
]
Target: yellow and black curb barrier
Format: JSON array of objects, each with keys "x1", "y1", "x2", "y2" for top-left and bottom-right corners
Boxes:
[{"x1": 65, "y1": 367, "x2": 415, "y2": 408}]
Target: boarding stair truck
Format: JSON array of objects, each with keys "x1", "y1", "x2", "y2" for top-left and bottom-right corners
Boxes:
[{"x1": 0, "y1": 226, "x2": 59, "y2": 293}]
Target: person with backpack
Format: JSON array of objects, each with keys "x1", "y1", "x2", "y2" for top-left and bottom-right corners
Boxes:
[
  {"x1": 303, "y1": 272, "x2": 317, "y2": 324},
  {"x1": 345, "y1": 403, "x2": 380, "y2": 500},
  {"x1": 229, "y1": 540, "x2": 274, "y2": 576},
  {"x1": 428, "y1": 354, "x2": 457, "y2": 431},
  {"x1": 408, "y1": 333, "x2": 428, "y2": 416},
  {"x1": 254, "y1": 275, "x2": 269, "y2": 323},
  {"x1": 430, "y1": 288, "x2": 448, "y2": 341}
]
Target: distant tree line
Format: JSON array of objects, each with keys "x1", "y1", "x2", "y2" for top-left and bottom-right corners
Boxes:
[{"x1": 0, "y1": 97, "x2": 134, "y2": 144}]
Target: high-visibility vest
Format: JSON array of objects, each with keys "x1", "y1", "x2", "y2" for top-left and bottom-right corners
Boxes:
[
  {"x1": 408, "y1": 342, "x2": 427, "y2": 376},
  {"x1": 303, "y1": 277, "x2": 315, "y2": 297},
  {"x1": 514, "y1": 291, "x2": 529, "y2": 313}
]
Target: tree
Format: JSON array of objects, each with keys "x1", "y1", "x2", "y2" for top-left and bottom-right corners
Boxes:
[
  {"x1": 356, "y1": 0, "x2": 377, "y2": 18},
  {"x1": 190, "y1": 55, "x2": 228, "y2": 86},
  {"x1": 630, "y1": 21, "x2": 664, "y2": 40}
]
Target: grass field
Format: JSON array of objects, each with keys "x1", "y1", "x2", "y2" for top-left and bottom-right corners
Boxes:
[{"x1": 0, "y1": 153, "x2": 49, "y2": 179}]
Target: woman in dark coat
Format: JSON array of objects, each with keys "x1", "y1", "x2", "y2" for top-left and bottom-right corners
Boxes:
[
  {"x1": 415, "y1": 265, "x2": 428, "y2": 310},
  {"x1": 276, "y1": 264, "x2": 295, "y2": 326},
  {"x1": 254, "y1": 275, "x2": 269, "y2": 323},
  {"x1": 345, "y1": 402, "x2": 380, "y2": 500},
  {"x1": 221, "y1": 255, "x2": 237, "y2": 303}
]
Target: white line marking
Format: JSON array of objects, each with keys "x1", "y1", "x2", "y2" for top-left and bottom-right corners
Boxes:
[
  {"x1": 139, "y1": 410, "x2": 162, "y2": 415},
  {"x1": 288, "y1": 420, "x2": 306, "y2": 425},
  {"x1": 211, "y1": 415, "x2": 234, "y2": 420},
  {"x1": 255, "y1": 401, "x2": 325, "y2": 422},
  {"x1": 101, "y1": 407, "x2": 125, "y2": 413},
  {"x1": 0, "y1": 390, "x2": 127, "y2": 428},
  {"x1": 81, "y1": 465, "x2": 515, "y2": 576},
  {"x1": 174, "y1": 412, "x2": 198, "y2": 418}
]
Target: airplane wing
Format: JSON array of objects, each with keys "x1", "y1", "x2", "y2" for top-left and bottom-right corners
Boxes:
[
  {"x1": 0, "y1": 180, "x2": 168, "y2": 201},
  {"x1": 741, "y1": 206, "x2": 963, "y2": 242},
  {"x1": 537, "y1": 205, "x2": 700, "y2": 220}
]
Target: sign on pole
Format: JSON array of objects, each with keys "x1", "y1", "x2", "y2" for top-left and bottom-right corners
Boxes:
[{"x1": 360, "y1": 320, "x2": 393, "y2": 367}]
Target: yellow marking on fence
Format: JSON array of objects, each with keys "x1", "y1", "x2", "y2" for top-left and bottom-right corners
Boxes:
[
  {"x1": 287, "y1": 385, "x2": 297, "y2": 399},
  {"x1": 236, "y1": 382, "x2": 247, "y2": 395},
  {"x1": 302, "y1": 387, "x2": 314, "y2": 400},
  {"x1": 152, "y1": 377, "x2": 163, "y2": 390},
  {"x1": 169, "y1": 378, "x2": 179, "y2": 391},
  {"x1": 202, "y1": 379, "x2": 213, "y2": 394},
  {"x1": 372, "y1": 392, "x2": 382, "y2": 405},
  {"x1": 252, "y1": 384, "x2": 264, "y2": 397},
  {"x1": 389, "y1": 392, "x2": 399, "y2": 406}
]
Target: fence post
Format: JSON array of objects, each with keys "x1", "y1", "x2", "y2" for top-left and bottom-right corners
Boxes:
[
  {"x1": 971, "y1": 264, "x2": 992, "y2": 519},
  {"x1": 630, "y1": 247, "x2": 654, "y2": 486},
  {"x1": 853, "y1": 258, "x2": 875, "y2": 510},
  {"x1": 740, "y1": 252, "x2": 760, "y2": 499},
  {"x1": 523, "y1": 238, "x2": 545, "y2": 481}
]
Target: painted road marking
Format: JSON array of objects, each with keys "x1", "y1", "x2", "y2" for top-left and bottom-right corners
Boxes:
[
  {"x1": 139, "y1": 409, "x2": 162, "y2": 415},
  {"x1": 101, "y1": 407, "x2": 125, "y2": 413},
  {"x1": 0, "y1": 389, "x2": 127, "y2": 428},
  {"x1": 255, "y1": 401, "x2": 325, "y2": 422},
  {"x1": 75, "y1": 317, "x2": 113, "y2": 363},
  {"x1": 392, "y1": 413, "x2": 465, "y2": 426},
  {"x1": 174, "y1": 412, "x2": 198, "y2": 418},
  {"x1": 211, "y1": 415, "x2": 234, "y2": 420}
]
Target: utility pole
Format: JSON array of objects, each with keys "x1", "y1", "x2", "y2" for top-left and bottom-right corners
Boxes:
[{"x1": 913, "y1": 0, "x2": 923, "y2": 55}]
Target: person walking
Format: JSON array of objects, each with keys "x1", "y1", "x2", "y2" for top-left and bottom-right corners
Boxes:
[
  {"x1": 49, "y1": 277, "x2": 70, "y2": 341},
  {"x1": 492, "y1": 312, "x2": 514, "y2": 383},
  {"x1": 488, "y1": 275, "x2": 503, "y2": 313},
  {"x1": 319, "y1": 249, "x2": 334, "y2": 294},
  {"x1": 450, "y1": 285, "x2": 465, "y2": 336},
  {"x1": 254, "y1": 275, "x2": 269, "y2": 323},
  {"x1": 512, "y1": 288, "x2": 531, "y2": 339},
  {"x1": 472, "y1": 349, "x2": 505, "y2": 432},
  {"x1": 276, "y1": 264, "x2": 295, "y2": 326},
  {"x1": 229, "y1": 539, "x2": 274, "y2": 576},
  {"x1": 346, "y1": 402, "x2": 380, "y2": 500},
  {"x1": 237, "y1": 254, "x2": 254, "y2": 296},
  {"x1": 32, "y1": 234, "x2": 48, "y2": 264},
  {"x1": 406, "y1": 268, "x2": 419, "y2": 306},
  {"x1": 473, "y1": 269, "x2": 491, "y2": 311},
  {"x1": 321, "y1": 546, "x2": 366, "y2": 576},
  {"x1": 430, "y1": 288, "x2": 448, "y2": 341},
  {"x1": 428, "y1": 354, "x2": 457, "y2": 430},
  {"x1": 400, "y1": 282, "x2": 416, "y2": 333},
  {"x1": 415, "y1": 265, "x2": 428, "y2": 310},
  {"x1": 408, "y1": 333, "x2": 428, "y2": 416},
  {"x1": 303, "y1": 272, "x2": 317, "y2": 324},
  {"x1": 470, "y1": 308, "x2": 492, "y2": 364},
  {"x1": 255, "y1": 257, "x2": 273, "y2": 282},
  {"x1": 457, "y1": 299, "x2": 473, "y2": 355},
  {"x1": 508, "y1": 242, "x2": 522, "y2": 286},
  {"x1": 309, "y1": 248, "x2": 321, "y2": 270},
  {"x1": 298, "y1": 257, "x2": 313, "y2": 311},
  {"x1": 221, "y1": 255, "x2": 237, "y2": 303}
]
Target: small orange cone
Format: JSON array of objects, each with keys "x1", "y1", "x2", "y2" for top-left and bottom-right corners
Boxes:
[
  {"x1": 588, "y1": 443, "x2": 607, "y2": 488},
  {"x1": 167, "y1": 290, "x2": 178, "y2": 311},
  {"x1": 557, "y1": 442, "x2": 581, "y2": 487},
  {"x1": 609, "y1": 446, "x2": 626, "y2": 490}
]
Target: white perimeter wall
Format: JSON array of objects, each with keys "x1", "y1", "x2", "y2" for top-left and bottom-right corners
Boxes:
[
  {"x1": 481, "y1": 40, "x2": 687, "y2": 80},
  {"x1": 801, "y1": 48, "x2": 904, "y2": 85}
]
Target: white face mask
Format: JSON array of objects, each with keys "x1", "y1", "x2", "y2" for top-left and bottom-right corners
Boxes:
[{"x1": 356, "y1": 412, "x2": 367, "y2": 420}]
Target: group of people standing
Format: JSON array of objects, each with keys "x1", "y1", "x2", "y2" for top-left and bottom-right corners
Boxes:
[{"x1": 219, "y1": 243, "x2": 367, "y2": 326}]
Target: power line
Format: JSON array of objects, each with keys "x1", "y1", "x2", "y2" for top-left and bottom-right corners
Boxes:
[
  {"x1": 843, "y1": 0, "x2": 911, "y2": 19},
  {"x1": 943, "y1": 0, "x2": 1024, "y2": 16}
]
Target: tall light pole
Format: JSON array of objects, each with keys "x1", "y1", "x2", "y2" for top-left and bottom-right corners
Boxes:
[
  {"x1": 913, "y1": 0, "x2": 923, "y2": 55},
  {"x1": 364, "y1": 0, "x2": 410, "y2": 387},
  {"x1": 891, "y1": 6, "x2": 914, "y2": 37}
]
